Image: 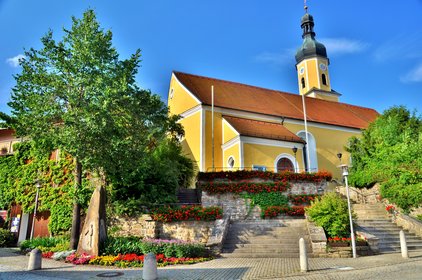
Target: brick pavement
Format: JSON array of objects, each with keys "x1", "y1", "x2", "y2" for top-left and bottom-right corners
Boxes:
[{"x1": 1, "y1": 248, "x2": 422, "y2": 279}]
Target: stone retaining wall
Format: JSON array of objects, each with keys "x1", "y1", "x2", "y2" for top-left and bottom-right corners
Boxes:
[
  {"x1": 395, "y1": 214, "x2": 422, "y2": 239},
  {"x1": 202, "y1": 181, "x2": 326, "y2": 221},
  {"x1": 110, "y1": 215, "x2": 230, "y2": 253},
  {"x1": 336, "y1": 184, "x2": 380, "y2": 204}
]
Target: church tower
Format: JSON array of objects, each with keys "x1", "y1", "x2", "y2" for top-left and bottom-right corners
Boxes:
[{"x1": 295, "y1": 5, "x2": 340, "y2": 102}]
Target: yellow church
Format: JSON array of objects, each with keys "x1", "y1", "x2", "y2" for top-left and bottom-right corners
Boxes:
[{"x1": 167, "y1": 9, "x2": 378, "y2": 180}]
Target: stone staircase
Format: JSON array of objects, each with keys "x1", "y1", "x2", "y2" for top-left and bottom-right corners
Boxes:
[
  {"x1": 221, "y1": 218, "x2": 312, "y2": 258},
  {"x1": 353, "y1": 203, "x2": 422, "y2": 254}
]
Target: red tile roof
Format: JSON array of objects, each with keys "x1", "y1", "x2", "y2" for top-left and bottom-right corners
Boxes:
[
  {"x1": 174, "y1": 71, "x2": 379, "y2": 129},
  {"x1": 224, "y1": 116, "x2": 305, "y2": 143}
]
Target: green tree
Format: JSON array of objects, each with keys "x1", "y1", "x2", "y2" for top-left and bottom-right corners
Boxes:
[
  {"x1": 7, "y1": 10, "x2": 190, "y2": 247},
  {"x1": 347, "y1": 106, "x2": 422, "y2": 211}
]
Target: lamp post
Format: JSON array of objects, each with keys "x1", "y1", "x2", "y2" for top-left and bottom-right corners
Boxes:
[
  {"x1": 340, "y1": 164, "x2": 357, "y2": 258},
  {"x1": 30, "y1": 180, "x2": 41, "y2": 240},
  {"x1": 292, "y1": 146, "x2": 298, "y2": 172},
  {"x1": 337, "y1": 152, "x2": 342, "y2": 163}
]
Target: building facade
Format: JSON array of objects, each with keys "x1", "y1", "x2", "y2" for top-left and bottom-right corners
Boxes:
[{"x1": 167, "y1": 9, "x2": 378, "y2": 180}]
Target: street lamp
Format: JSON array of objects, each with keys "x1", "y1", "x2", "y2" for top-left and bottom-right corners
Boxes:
[
  {"x1": 292, "y1": 146, "x2": 298, "y2": 172},
  {"x1": 30, "y1": 180, "x2": 41, "y2": 240},
  {"x1": 337, "y1": 152, "x2": 342, "y2": 163},
  {"x1": 340, "y1": 164, "x2": 357, "y2": 258}
]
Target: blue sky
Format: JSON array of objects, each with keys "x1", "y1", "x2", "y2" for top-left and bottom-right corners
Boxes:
[{"x1": 1, "y1": 0, "x2": 422, "y2": 115}]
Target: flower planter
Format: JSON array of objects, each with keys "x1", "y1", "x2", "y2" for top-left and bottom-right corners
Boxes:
[{"x1": 328, "y1": 242, "x2": 349, "y2": 247}]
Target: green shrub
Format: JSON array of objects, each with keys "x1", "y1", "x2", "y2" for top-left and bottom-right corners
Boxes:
[
  {"x1": 242, "y1": 192, "x2": 289, "y2": 209},
  {"x1": 20, "y1": 236, "x2": 68, "y2": 252},
  {"x1": 305, "y1": 192, "x2": 355, "y2": 238},
  {"x1": 0, "y1": 229, "x2": 15, "y2": 247},
  {"x1": 101, "y1": 237, "x2": 206, "y2": 258}
]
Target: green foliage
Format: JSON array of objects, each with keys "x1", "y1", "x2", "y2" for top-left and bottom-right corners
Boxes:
[
  {"x1": 20, "y1": 236, "x2": 69, "y2": 252},
  {"x1": 5, "y1": 9, "x2": 194, "y2": 220},
  {"x1": 0, "y1": 229, "x2": 15, "y2": 247},
  {"x1": 111, "y1": 140, "x2": 195, "y2": 216},
  {"x1": 101, "y1": 237, "x2": 206, "y2": 258},
  {"x1": 242, "y1": 192, "x2": 289, "y2": 209},
  {"x1": 305, "y1": 192, "x2": 354, "y2": 238},
  {"x1": 347, "y1": 106, "x2": 422, "y2": 211},
  {"x1": 0, "y1": 142, "x2": 92, "y2": 234}
]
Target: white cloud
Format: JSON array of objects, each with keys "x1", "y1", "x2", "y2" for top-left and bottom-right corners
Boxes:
[
  {"x1": 319, "y1": 38, "x2": 369, "y2": 55},
  {"x1": 254, "y1": 49, "x2": 295, "y2": 65},
  {"x1": 6, "y1": 54, "x2": 25, "y2": 67},
  {"x1": 400, "y1": 63, "x2": 422, "y2": 83},
  {"x1": 373, "y1": 33, "x2": 422, "y2": 62}
]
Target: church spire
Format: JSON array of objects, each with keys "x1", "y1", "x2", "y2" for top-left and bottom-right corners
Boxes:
[{"x1": 295, "y1": 2, "x2": 340, "y2": 102}]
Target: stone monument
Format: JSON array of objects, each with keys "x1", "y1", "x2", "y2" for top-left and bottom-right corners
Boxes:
[{"x1": 76, "y1": 185, "x2": 107, "y2": 256}]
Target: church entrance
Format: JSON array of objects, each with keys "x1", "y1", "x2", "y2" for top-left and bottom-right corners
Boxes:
[{"x1": 276, "y1": 157, "x2": 294, "y2": 172}]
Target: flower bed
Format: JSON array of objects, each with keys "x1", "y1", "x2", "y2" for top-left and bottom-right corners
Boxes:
[
  {"x1": 288, "y1": 194, "x2": 320, "y2": 205},
  {"x1": 327, "y1": 236, "x2": 368, "y2": 247},
  {"x1": 63, "y1": 253, "x2": 211, "y2": 267},
  {"x1": 101, "y1": 237, "x2": 207, "y2": 258},
  {"x1": 201, "y1": 181, "x2": 290, "y2": 194},
  {"x1": 198, "y1": 170, "x2": 332, "y2": 182},
  {"x1": 262, "y1": 206, "x2": 305, "y2": 218},
  {"x1": 150, "y1": 205, "x2": 222, "y2": 223}
]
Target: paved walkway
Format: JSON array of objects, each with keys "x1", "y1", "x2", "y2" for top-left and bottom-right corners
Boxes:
[{"x1": 1, "y1": 248, "x2": 422, "y2": 279}]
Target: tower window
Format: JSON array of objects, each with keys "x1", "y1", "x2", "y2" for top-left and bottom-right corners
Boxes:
[
  {"x1": 301, "y1": 77, "x2": 306, "y2": 89},
  {"x1": 322, "y1": 74, "x2": 327, "y2": 86}
]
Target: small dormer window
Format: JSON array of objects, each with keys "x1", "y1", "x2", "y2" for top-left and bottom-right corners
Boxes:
[
  {"x1": 169, "y1": 88, "x2": 174, "y2": 99},
  {"x1": 301, "y1": 77, "x2": 306, "y2": 89},
  {"x1": 322, "y1": 74, "x2": 327, "y2": 86}
]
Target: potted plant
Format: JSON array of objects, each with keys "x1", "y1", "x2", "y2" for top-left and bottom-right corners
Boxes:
[{"x1": 0, "y1": 147, "x2": 8, "y2": 154}]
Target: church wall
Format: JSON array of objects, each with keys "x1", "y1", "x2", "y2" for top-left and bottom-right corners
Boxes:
[
  {"x1": 205, "y1": 110, "x2": 223, "y2": 171},
  {"x1": 243, "y1": 143, "x2": 304, "y2": 172},
  {"x1": 284, "y1": 122, "x2": 359, "y2": 180},
  {"x1": 179, "y1": 111, "x2": 201, "y2": 172},
  {"x1": 222, "y1": 118, "x2": 239, "y2": 144},
  {"x1": 306, "y1": 59, "x2": 318, "y2": 90},
  {"x1": 168, "y1": 75, "x2": 200, "y2": 116},
  {"x1": 222, "y1": 143, "x2": 240, "y2": 170}
]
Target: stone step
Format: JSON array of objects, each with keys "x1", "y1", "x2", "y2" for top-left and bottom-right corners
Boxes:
[
  {"x1": 220, "y1": 252, "x2": 306, "y2": 258},
  {"x1": 224, "y1": 236, "x2": 308, "y2": 243},
  {"x1": 223, "y1": 244, "x2": 311, "y2": 251}
]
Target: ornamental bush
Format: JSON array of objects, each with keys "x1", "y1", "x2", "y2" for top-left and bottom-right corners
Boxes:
[
  {"x1": 0, "y1": 229, "x2": 15, "y2": 247},
  {"x1": 20, "y1": 236, "x2": 69, "y2": 252},
  {"x1": 305, "y1": 192, "x2": 355, "y2": 238},
  {"x1": 197, "y1": 170, "x2": 332, "y2": 182},
  {"x1": 201, "y1": 181, "x2": 290, "y2": 194},
  {"x1": 101, "y1": 237, "x2": 207, "y2": 258}
]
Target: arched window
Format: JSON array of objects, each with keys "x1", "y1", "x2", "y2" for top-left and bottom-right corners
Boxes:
[
  {"x1": 297, "y1": 131, "x2": 318, "y2": 172},
  {"x1": 301, "y1": 77, "x2": 306, "y2": 89},
  {"x1": 277, "y1": 158, "x2": 294, "y2": 172},
  {"x1": 322, "y1": 74, "x2": 327, "y2": 86},
  {"x1": 227, "y1": 156, "x2": 235, "y2": 170},
  {"x1": 274, "y1": 154, "x2": 297, "y2": 173}
]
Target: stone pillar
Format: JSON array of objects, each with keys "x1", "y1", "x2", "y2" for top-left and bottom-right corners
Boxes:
[
  {"x1": 400, "y1": 230, "x2": 409, "y2": 259},
  {"x1": 299, "y1": 238, "x2": 308, "y2": 272},
  {"x1": 77, "y1": 185, "x2": 107, "y2": 256},
  {"x1": 28, "y1": 248, "x2": 42, "y2": 270},
  {"x1": 142, "y1": 253, "x2": 158, "y2": 280}
]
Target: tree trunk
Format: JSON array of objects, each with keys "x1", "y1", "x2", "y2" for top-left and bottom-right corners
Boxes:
[{"x1": 70, "y1": 158, "x2": 82, "y2": 250}]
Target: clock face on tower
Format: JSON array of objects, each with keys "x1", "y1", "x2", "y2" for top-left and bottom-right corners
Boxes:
[
  {"x1": 299, "y1": 67, "x2": 305, "y2": 74},
  {"x1": 319, "y1": 63, "x2": 327, "y2": 71}
]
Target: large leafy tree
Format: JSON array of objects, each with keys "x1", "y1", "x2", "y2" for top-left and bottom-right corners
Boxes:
[
  {"x1": 8, "y1": 10, "x2": 188, "y2": 247},
  {"x1": 347, "y1": 106, "x2": 422, "y2": 212}
]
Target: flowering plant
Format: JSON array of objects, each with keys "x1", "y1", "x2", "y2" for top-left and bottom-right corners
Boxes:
[
  {"x1": 201, "y1": 181, "x2": 290, "y2": 194},
  {"x1": 262, "y1": 205, "x2": 305, "y2": 218},
  {"x1": 150, "y1": 205, "x2": 222, "y2": 223},
  {"x1": 288, "y1": 194, "x2": 319, "y2": 205},
  {"x1": 65, "y1": 253, "x2": 94, "y2": 265},
  {"x1": 198, "y1": 170, "x2": 332, "y2": 182},
  {"x1": 386, "y1": 205, "x2": 395, "y2": 214}
]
